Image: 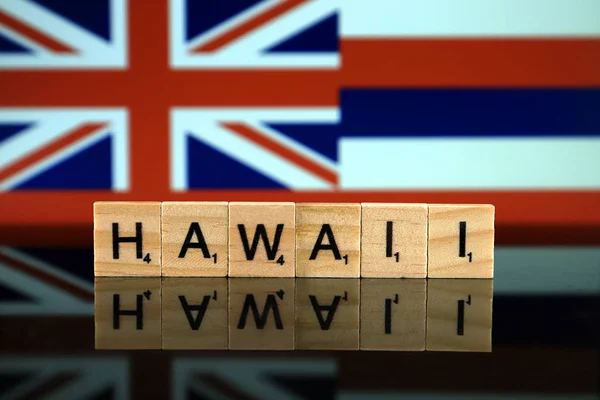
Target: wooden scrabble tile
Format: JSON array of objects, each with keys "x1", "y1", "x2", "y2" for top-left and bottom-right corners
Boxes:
[
  {"x1": 94, "y1": 202, "x2": 161, "y2": 277},
  {"x1": 162, "y1": 202, "x2": 228, "y2": 277},
  {"x1": 229, "y1": 202, "x2": 295, "y2": 277},
  {"x1": 95, "y1": 277, "x2": 161, "y2": 349},
  {"x1": 229, "y1": 278, "x2": 295, "y2": 350},
  {"x1": 296, "y1": 203, "x2": 361, "y2": 278},
  {"x1": 361, "y1": 203, "x2": 427, "y2": 278},
  {"x1": 162, "y1": 278, "x2": 227, "y2": 349},
  {"x1": 426, "y1": 279, "x2": 493, "y2": 352},
  {"x1": 296, "y1": 279, "x2": 359, "y2": 350},
  {"x1": 360, "y1": 279, "x2": 426, "y2": 351},
  {"x1": 428, "y1": 204, "x2": 495, "y2": 278}
]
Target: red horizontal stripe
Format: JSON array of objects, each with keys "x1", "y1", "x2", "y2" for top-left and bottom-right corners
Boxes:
[
  {"x1": 341, "y1": 39, "x2": 600, "y2": 86},
  {"x1": 0, "y1": 71, "x2": 339, "y2": 107},
  {"x1": 192, "y1": 0, "x2": 307, "y2": 52},
  {"x1": 0, "y1": 10, "x2": 76, "y2": 54},
  {"x1": 0, "y1": 252, "x2": 93, "y2": 301},
  {"x1": 0, "y1": 191, "x2": 599, "y2": 226},
  {"x1": 222, "y1": 122, "x2": 338, "y2": 185},
  {"x1": 0, "y1": 123, "x2": 106, "y2": 184}
]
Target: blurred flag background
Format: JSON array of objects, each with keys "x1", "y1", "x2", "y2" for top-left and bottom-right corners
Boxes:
[{"x1": 0, "y1": 0, "x2": 599, "y2": 245}]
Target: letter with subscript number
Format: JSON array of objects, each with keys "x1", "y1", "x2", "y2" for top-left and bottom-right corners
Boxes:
[
  {"x1": 161, "y1": 202, "x2": 228, "y2": 277},
  {"x1": 94, "y1": 202, "x2": 161, "y2": 277},
  {"x1": 229, "y1": 202, "x2": 295, "y2": 277},
  {"x1": 427, "y1": 204, "x2": 495, "y2": 278},
  {"x1": 296, "y1": 203, "x2": 361, "y2": 278},
  {"x1": 360, "y1": 203, "x2": 428, "y2": 278}
]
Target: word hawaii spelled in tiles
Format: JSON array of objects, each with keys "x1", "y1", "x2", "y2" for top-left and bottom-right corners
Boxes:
[{"x1": 93, "y1": 202, "x2": 495, "y2": 278}]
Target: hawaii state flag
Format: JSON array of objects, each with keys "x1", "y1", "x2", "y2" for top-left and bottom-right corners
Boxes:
[{"x1": 1, "y1": 0, "x2": 599, "y2": 240}]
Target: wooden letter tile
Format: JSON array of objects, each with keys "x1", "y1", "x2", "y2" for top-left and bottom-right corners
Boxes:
[
  {"x1": 229, "y1": 278, "x2": 295, "y2": 350},
  {"x1": 296, "y1": 203, "x2": 361, "y2": 277},
  {"x1": 296, "y1": 279, "x2": 359, "y2": 350},
  {"x1": 95, "y1": 277, "x2": 161, "y2": 349},
  {"x1": 426, "y1": 279, "x2": 493, "y2": 352},
  {"x1": 360, "y1": 279, "x2": 426, "y2": 351},
  {"x1": 162, "y1": 202, "x2": 228, "y2": 277},
  {"x1": 428, "y1": 204, "x2": 495, "y2": 278},
  {"x1": 162, "y1": 278, "x2": 227, "y2": 349},
  {"x1": 361, "y1": 203, "x2": 427, "y2": 278},
  {"x1": 229, "y1": 202, "x2": 295, "y2": 277},
  {"x1": 94, "y1": 202, "x2": 161, "y2": 277}
]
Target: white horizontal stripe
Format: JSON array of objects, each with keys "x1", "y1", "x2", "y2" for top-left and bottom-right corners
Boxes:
[
  {"x1": 339, "y1": 138, "x2": 600, "y2": 189},
  {"x1": 171, "y1": 53, "x2": 339, "y2": 68},
  {"x1": 341, "y1": 0, "x2": 600, "y2": 37}
]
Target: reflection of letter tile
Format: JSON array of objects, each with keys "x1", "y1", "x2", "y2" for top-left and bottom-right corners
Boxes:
[
  {"x1": 229, "y1": 202, "x2": 295, "y2": 277},
  {"x1": 426, "y1": 279, "x2": 493, "y2": 352},
  {"x1": 162, "y1": 278, "x2": 227, "y2": 349},
  {"x1": 296, "y1": 203, "x2": 361, "y2": 277},
  {"x1": 94, "y1": 202, "x2": 161, "y2": 277},
  {"x1": 296, "y1": 279, "x2": 359, "y2": 350},
  {"x1": 162, "y1": 202, "x2": 228, "y2": 277},
  {"x1": 428, "y1": 204, "x2": 494, "y2": 278},
  {"x1": 361, "y1": 203, "x2": 427, "y2": 278},
  {"x1": 95, "y1": 277, "x2": 161, "y2": 349},
  {"x1": 360, "y1": 279, "x2": 426, "y2": 350},
  {"x1": 229, "y1": 278, "x2": 295, "y2": 350}
]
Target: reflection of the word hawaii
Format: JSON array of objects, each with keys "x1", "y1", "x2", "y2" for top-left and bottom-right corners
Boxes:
[{"x1": 95, "y1": 278, "x2": 492, "y2": 352}]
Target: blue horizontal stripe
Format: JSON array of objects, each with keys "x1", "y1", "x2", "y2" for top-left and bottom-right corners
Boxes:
[{"x1": 340, "y1": 89, "x2": 600, "y2": 136}]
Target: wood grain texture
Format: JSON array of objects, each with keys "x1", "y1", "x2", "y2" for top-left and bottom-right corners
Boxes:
[
  {"x1": 295, "y1": 278, "x2": 359, "y2": 350},
  {"x1": 361, "y1": 203, "x2": 427, "y2": 278},
  {"x1": 229, "y1": 202, "x2": 295, "y2": 277},
  {"x1": 94, "y1": 202, "x2": 161, "y2": 277},
  {"x1": 296, "y1": 203, "x2": 361, "y2": 277},
  {"x1": 162, "y1": 278, "x2": 227, "y2": 349},
  {"x1": 428, "y1": 204, "x2": 495, "y2": 278},
  {"x1": 94, "y1": 277, "x2": 161, "y2": 349},
  {"x1": 228, "y1": 278, "x2": 295, "y2": 350},
  {"x1": 161, "y1": 202, "x2": 228, "y2": 277},
  {"x1": 360, "y1": 279, "x2": 426, "y2": 351},
  {"x1": 426, "y1": 279, "x2": 493, "y2": 352}
]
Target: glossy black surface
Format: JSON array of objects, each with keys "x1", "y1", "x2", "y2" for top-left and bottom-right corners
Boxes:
[{"x1": 0, "y1": 245, "x2": 598, "y2": 399}]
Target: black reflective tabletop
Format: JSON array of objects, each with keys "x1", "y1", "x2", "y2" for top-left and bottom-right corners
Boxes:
[{"x1": 0, "y1": 245, "x2": 598, "y2": 399}]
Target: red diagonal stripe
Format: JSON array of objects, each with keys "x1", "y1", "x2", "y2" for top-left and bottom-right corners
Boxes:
[
  {"x1": 0, "y1": 123, "x2": 106, "y2": 183},
  {"x1": 0, "y1": 10, "x2": 76, "y2": 54},
  {"x1": 221, "y1": 122, "x2": 338, "y2": 185},
  {"x1": 192, "y1": 0, "x2": 308, "y2": 52},
  {"x1": 0, "y1": 252, "x2": 93, "y2": 302}
]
